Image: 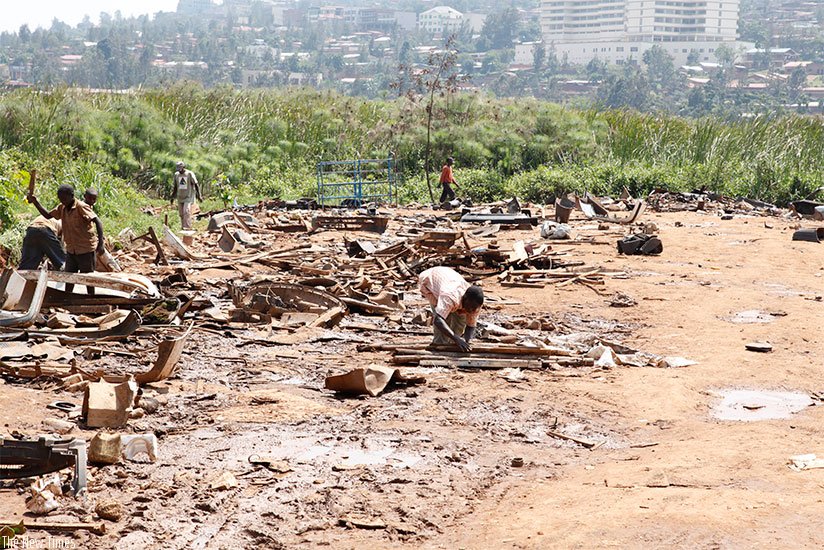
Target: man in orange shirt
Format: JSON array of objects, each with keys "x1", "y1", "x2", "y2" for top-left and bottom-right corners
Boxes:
[{"x1": 438, "y1": 157, "x2": 460, "y2": 204}]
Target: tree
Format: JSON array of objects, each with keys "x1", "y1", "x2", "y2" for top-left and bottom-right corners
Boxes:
[
  {"x1": 586, "y1": 57, "x2": 608, "y2": 80},
  {"x1": 392, "y1": 35, "x2": 466, "y2": 204},
  {"x1": 642, "y1": 45, "x2": 675, "y2": 87},
  {"x1": 533, "y1": 43, "x2": 546, "y2": 73},
  {"x1": 545, "y1": 49, "x2": 560, "y2": 75},
  {"x1": 597, "y1": 67, "x2": 651, "y2": 110},
  {"x1": 482, "y1": 50, "x2": 505, "y2": 74},
  {"x1": 787, "y1": 67, "x2": 807, "y2": 103},
  {"x1": 478, "y1": 8, "x2": 519, "y2": 51},
  {"x1": 459, "y1": 53, "x2": 475, "y2": 75},
  {"x1": 18, "y1": 24, "x2": 31, "y2": 44},
  {"x1": 686, "y1": 50, "x2": 700, "y2": 65},
  {"x1": 714, "y1": 44, "x2": 736, "y2": 67}
]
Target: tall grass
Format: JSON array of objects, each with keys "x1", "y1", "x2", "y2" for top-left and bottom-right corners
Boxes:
[{"x1": 0, "y1": 86, "x2": 822, "y2": 217}]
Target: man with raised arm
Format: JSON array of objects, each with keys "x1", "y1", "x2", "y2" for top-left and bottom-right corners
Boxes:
[{"x1": 27, "y1": 184, "x2": 104, "y2": 294}]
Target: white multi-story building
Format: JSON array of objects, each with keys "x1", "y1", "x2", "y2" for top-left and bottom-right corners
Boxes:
[
  {"x1": 541, "y1": 0, "x2": 744, "y2": 66},
  {"x1": 418, "y1": 6, "x2": 464, "y2": 35}
]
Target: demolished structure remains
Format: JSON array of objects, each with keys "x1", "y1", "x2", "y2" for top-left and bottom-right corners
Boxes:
[{"x1": 1, "y1": 185, "x2": 823, "y2": 548}]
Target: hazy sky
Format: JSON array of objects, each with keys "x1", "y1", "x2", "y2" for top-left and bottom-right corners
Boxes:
[{"x1": 2, "y1": 1, "x2": 180, "y2": 34}]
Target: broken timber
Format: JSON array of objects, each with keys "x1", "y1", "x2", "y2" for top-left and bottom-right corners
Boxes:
[
  {"x1": 131, "y1": 227, "x2": 167, "y2": 265},
  {"x1": 358, "y1": 342, "x2": 575, "y2": 357}
]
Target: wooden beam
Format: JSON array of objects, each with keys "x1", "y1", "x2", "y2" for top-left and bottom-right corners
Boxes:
[
  {"x1": 546, "y1": 429, "x2": 598, "y2": 449},
  {"x1": 0, "y1": 520, "x2": 106, "y2": 535}
]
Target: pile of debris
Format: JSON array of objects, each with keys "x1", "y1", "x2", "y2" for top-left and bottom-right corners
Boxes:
[{"x1": 0, "y1": 193, "x2": 696, "y2": 542}]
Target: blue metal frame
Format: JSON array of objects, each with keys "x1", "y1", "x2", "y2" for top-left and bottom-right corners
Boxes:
[{"x1": 316, "y1": 157, "x2": 397, "y2": 208}]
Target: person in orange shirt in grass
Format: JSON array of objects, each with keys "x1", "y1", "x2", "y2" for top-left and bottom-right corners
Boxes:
[{"x1": 438, "y1": 156, "x2": 460, "y2": 204}]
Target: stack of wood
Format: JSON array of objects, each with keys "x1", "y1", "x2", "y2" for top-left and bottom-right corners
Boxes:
[
  {"x1": 358, "y1": 342, "x2": 595, "y2": 369},
  {"x1": 498, "y1": 266, "x2": 626, "y2": 290}
]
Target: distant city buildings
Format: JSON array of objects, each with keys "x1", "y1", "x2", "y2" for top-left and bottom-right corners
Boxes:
[
  {"x1": 541, "y1": 0, "x2": 744, "y2": 65},
  {"x1": 2, "y1": 0, "x2": 822, "y2": 110},
  {"x1": 418, "y1": 6, "x2": 464, "y2": 35},
  {"x1": 177, "y1": 0, "x2": 217, "y2": 17}
]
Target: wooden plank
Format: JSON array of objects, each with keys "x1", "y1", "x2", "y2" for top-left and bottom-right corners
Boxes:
[
  {"x1": 0, "y1": 520, "x2": 106, "y2": 535},
  {"x1": 359, "y1": 342, "x2": 575, "y2": 356},
  {"x1": 415, "y1": 358, "x2": 543, "y2": 370},
  {"x1": 555, "y1": 270, "x2": 601, "y2": 287},
  {"x1": 232, "y1": 210, "x2": 255, "y2": 233},
  {"x1": 546, "y1": 429, "x2": 598, "y2": 449},
  {"x1": 428, "y1": 343, "x2": 574, "y2": 357},
  {"x1": 508, "y1": 240, "x2": 529, "y2": 263},
  {"x1": 501, "y1": 281, "x2": 545, "y2": 288},
  {"x1": 339, "y1": 297, "x2": 396, "y2": 315},
  {"x1": 308, "y1": 305, "x2": 344, "y2": 328},
  {"x1": 28, "y1": 169, "x2": 37, "y2": 197},
  {"x1": 392, "y1": 352, "x2": 581, "y2": 364}
]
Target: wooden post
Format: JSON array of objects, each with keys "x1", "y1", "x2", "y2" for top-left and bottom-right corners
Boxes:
[{"x1": 27, "y1": 169, "x2": 37, "y2": 201}]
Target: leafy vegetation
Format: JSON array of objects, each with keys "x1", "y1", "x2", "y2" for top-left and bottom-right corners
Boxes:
[{"x1": 0, "y1": 86, "x2": 822, "y2": 261}]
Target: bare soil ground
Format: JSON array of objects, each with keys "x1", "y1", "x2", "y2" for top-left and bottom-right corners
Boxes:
[{"x1": 2, "y1": 207, "x2": 823, "y2": 549}]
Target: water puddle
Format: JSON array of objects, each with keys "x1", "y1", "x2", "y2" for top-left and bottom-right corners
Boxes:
[
  {"x1": 724, "y1": 310, "x2": 778, "y2": 324},
  {"x1": 712, "y1": 389, "x2": 813, "y2": 421}
]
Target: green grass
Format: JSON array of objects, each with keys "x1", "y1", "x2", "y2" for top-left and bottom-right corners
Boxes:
[{"x1": 1, "y1": 86, "x2": 823, "y2": 263}]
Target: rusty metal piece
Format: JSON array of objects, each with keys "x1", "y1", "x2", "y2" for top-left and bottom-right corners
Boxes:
[
  {"x1": 34, "y1": 310, "x2": 142, "y2": 342},
  {"x1": 791, "y1": 200, "x2": 824, "y2": 216},
  {"x1": 604, "y1": 201, "x2": 646, "y2": 224},
  {"x1": 163, "y1": 226, "x2": 207, "y2": 261},
  {"x1": 792, "y1": 228, "x2": 824, "y2": 243},
  {"x1": 311, "y1": 215, "x2": 389, "y2": 233},
  {"x1": 325, "y1": 365, "x2": 425, "y2": 397},
  {"x1": 554, "y1": 198, "x2": 575, "y2": 223},
  {"x1": 231, "y1": 280, "x2": 346, "y2": 327},
  {"x1": 207, "y1": 211, "x2": 258, "y2": 232},
  {"x1": 135, "y1": 322, "x2": 193, "y2": 384},
  {"x1": 460, "y1": 211, "x2": 538, "y2": 226},
  {"x1": 218, "y1": 227, "x2": 240, "y2": 253},
  {"x1": 412, "y1": 230, "x2": 459, "y2": 250},
  {"x1": 0, "y1": 436, "x2": 87, "y2": 495},
  {"x1": 0, "y1": 520, "x2": 105, "y2": 536},
  {"x1": 16, "y1": 270, "x2": 160, "y2": 298}
]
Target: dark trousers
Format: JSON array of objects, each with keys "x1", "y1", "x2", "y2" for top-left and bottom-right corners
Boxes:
[
  {"x1": 19, "y1": 227, "x2": 66, "y2": 270},
  {"x1": 65, "y1": 252, "x2": 96, "y2": 295},
  {"x1": 439, "y1": 183, "x2": 456, "y2": 204},
  {"x1": 431, "y1": 306, "x2": 467, "y2": 346}
]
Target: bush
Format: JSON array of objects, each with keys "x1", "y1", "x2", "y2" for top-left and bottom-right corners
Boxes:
[{"x1": 0, "y1": 87, "x2": 821, "y2": 211}]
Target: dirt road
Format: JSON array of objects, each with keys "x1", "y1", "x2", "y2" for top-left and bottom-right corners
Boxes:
[{"x1": 432, "y1": 211, "x2": 824, "y2": 549}]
